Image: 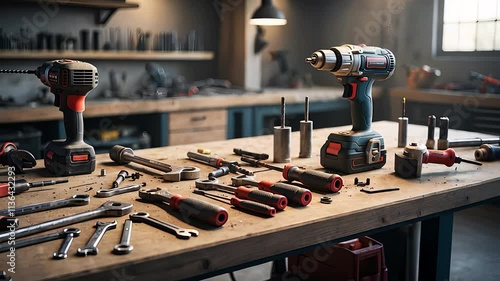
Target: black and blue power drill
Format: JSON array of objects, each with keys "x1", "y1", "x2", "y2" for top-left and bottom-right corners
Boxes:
[{"x1": 305, "y1": 44, "x2": 396, "y2": 174}]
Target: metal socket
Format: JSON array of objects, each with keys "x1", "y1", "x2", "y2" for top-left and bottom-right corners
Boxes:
[
  {"x1": 398, "y1": 117, "x2": 408, "y2": 148},
  {"x1": 299, "y1": 120, "x2": 313, "y2": 158},
  {"x1": 273, "y1": 126, "x2": 291, "y2": 163}
]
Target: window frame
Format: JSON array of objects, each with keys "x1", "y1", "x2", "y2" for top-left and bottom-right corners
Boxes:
[{"x1": 433, "y1": 0, "x2": 500, "y2": 59}]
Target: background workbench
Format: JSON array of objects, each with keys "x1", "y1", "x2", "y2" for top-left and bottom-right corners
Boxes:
[{"x1": 0, "y1": 121, "x2": 498, "y2": 281}]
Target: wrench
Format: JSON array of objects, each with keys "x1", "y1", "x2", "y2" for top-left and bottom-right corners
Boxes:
[
  {"x1": 109, "y1": 145, "x2": 200, "y2": 182},
  {"x1": 0, "y1": 201, "x2": 132, "y2": 243},
  {"x1": 77, "y1": 221, "x2": 117, "y2": 256},
  {"x1": 0, "y1": 228, "x2": 80, "y2": 253},
  {"x1": 53, "y1": 229, "x2": 81, "y2": 259},
  {"x1": 96, "y1": 182, "x2": 146, "y2": 198},
  {"x1": 0, "y1": 194, "x2": 90, "y2": 216},
  {"x1": 130, "y1": 212, "x2": 199, "y2": 239},
  {"x1": 113, "y1": 219, "x2": 134, "y2": 255}
]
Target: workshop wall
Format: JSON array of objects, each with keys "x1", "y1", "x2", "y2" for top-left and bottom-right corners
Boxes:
[{"x1": 0, "y1": 0, "x2": 219, "y2": 103}]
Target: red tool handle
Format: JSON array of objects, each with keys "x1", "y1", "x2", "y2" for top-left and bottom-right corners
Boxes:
[
  {"x1": 230, "y1": 197, "x2": 276, "y2": 217},
  {"x1": 234, "y1": 187, "x2": 287, "y2": 211},
  {"x1": 169, "y1": 194, "x2": 229, "y2": 227},
  {"x1": 0, "y1": 183, "x2": 10, "y2": 198},
  {"x1": 423, "y1": 149, "x2": 456, "y2": 167},
  {"x1": 258, "y1": 180, "x2": 312, "y2": 206},
  {"x1": 283, "y1": 165, "x2": 343, "y2": 193}
]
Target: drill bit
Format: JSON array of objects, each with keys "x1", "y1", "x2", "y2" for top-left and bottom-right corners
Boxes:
[
  {"x1": 0, "y1": 69, "x2": 35, "y2": 74},
  {"x1": 402, "y1": 97, "x2": 406, "y2": 117},
  {"x1": 456, "y1": 157, "x2": 482, "y2": 166},
  {"x1": 304, "y1": 96, "x2": 309, "y2": 122},
  {"x1": 281, "y1": 96, "x2": 285, "y2": 128}
]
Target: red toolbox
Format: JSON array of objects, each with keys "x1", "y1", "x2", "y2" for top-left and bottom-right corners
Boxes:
[{"x1": 287, "y1": 236, "x2": 388, "y2": 281}]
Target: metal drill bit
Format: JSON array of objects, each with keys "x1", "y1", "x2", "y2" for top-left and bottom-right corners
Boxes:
[
  {"x1": 281, "y1": 97, "x2": 285, "y2": 128},
  {"x1": 0, "y1": 69, "x2": 35, "y2": 74},
  {"x1": 304, "y1": 96, "x2": 309, "y2": 122},
  {"x1": 457, "y1": 157, "x2": 482, "y2": 166},
  {"x1": 402, "y1": 97, "x2": 406, "y2": 117}
]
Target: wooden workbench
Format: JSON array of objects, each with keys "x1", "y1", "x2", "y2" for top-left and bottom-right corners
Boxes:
[{"x1": 0, "y1": 121, "x2": 498, "y2": 281}]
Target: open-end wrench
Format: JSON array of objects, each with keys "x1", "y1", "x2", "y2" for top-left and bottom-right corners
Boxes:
[
  {"x1": 231, "y1": 175, "x2": 312, "y2": 206},
  {"x1": 0, "y1": 228, "x2": 80, "y2": 253},
  {"x1": 0, "y1": 201, "x2": 132, "y2": 243},
  {"x1": 113, "y1": 219, "x2": 134, "y2": 255},
  {"x1": 96, "y1": 182, "x2": 146, "y2": 198},
  {"x1": 130, "y1": 212, "x2": 199, "y2": 239},
  {"x1": 77, "y1": 221, "x2": 117, "y2": 256},
  {"x1": 0, "y1": 194, "x2": 90, "y2": 216},
  {"x1": 138, "y1": 188, "x2": 228, "y2": 227},
  {"x1": 109, "y1": 145, "x2": 200, "y2": 182},
  {"x1": 53, "y1": 228, "x2": 81, "y2": 259}
]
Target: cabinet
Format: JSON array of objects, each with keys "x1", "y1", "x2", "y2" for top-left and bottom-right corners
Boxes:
[{"x1": 169, "y1": 109, "x2": 227, "y2": 145}]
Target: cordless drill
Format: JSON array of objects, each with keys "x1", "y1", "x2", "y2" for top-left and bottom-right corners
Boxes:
[
  {"x1": 1, "y1": 59, "x2": 98, "y2": 175},
  {"x1": 306, "y1": 44, "x2": 396, "y2": 174}
]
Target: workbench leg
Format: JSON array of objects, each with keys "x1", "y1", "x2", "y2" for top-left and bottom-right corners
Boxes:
[
  {"x1": 268, "y1": 259, "x2": 287, "y2": 280},
  {"x1": 418, "y1": 213, "x2": 454, "y2": 281}
]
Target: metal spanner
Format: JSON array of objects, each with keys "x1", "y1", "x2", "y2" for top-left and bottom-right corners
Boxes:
[
  {"x1": 0, "y1": 194, "x2": 90, "y2": 216},
  {"x1": 0, "y1": 228, "x2": 80, "y2": 253},
  {"x1": 109, "y1": 145, "x2": 200, "y2": 181},
  {"x1": 113, "y1": 219, "x2": 134, "y2": 255},
  {"x1": 77, "y1": 221, "x2": 117, "y2": 256},
  {"x1": 0, "y1": 201, "x2": 132, "y2": 243},
  {"x1": 53, "y1": 228, "x2": 81, "y2": 259},
  {"x1": 129, "y1": 212, "x2": 199, "y2": 239},
  {"x1": 96, "y1": 182, "x2": 146, "y2": 198}
]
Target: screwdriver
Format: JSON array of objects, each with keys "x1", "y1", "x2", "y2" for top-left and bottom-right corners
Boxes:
[
  {"x1": 138, "y1": 187, "x2": 229, "y2": 227},
  {"x1": 112, "y1": 170, "x2": 129, "y2": 188},
  {"x1": 193, "y1": 190, "x2": 276, "y2": 217},
  {"x1": 0, "y1": 179, "x2": 68, "y2": 197},
  {"x1": 233, "y1": 148, "x2": 269, "y2": 160},
  {"x1": 195, "y1": 179, "x2": 287, "y2": 210},
  {"x1": 241, "y1": 157, "x2": 344, "y2": 193},
  {"x1": 187, "y1": 152, "x2": 254, "y2": 176},
  {"x1": 423, "y1": 148, "x2": 482, "y2": 167}
]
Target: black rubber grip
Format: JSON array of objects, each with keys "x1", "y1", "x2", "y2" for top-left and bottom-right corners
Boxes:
[
  {"x1": 177, "y1": 198, "x2": 228, "y2": 227},
  {"x1": 243, "y1": 189, "x2": 287, "y2": 210},
  {"x1": 285, "y1": 166, "x2": 343, "y2": 193},
  {"x1": 266, "y1": 182, "x2": 312, "y2": 206},
  {"x1": 231, "y1": 198, "x2": 276, "y2": 217}
]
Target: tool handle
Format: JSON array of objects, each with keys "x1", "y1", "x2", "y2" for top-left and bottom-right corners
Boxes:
[
  {"x1": 230, "y1": 198, "x2": 276, "y2": 217},
  {"x1": 234, "y1": 187, "x2": 287, "y2": 210},
  {"x1": 258, "y1": 181, "x2": 312, "y2": 206},
  {"x1": 233, "y1": 148, "x2": 269, "y2": 160},
  {"x1": 340, "y1": 76, "x2": 375, "y2": 132},
  {"x1": 283, "y1": 165, "x2": 343, "y2": 193},
  {"x1": 171, "y1": 195, "x2": 228, "y2": 227},
  {"x1": 424, "y1": 149, "x2": 456, "y2": 167},
  {"x1": 62, "y1": 103, "x2": 85, "y2": 143}
]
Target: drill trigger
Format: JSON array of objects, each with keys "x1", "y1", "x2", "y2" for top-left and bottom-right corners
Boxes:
[
  {"x1": 53, "y1": 92, "x2": 60, "y2": 107},
  {"x1": 342, "y1": 83, "x2": 357, "y2": 100}
]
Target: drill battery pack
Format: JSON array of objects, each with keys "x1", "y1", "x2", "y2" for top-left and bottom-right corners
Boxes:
[
  {"x1": 44, "y1": 141, "x2": 95, "y2": 176},
  {"x1": 287, "y1": 236, "x2": 388, "y2": 281},
  {"x1": 321, "y1": 130, "x2": 386, "y2": 174}
]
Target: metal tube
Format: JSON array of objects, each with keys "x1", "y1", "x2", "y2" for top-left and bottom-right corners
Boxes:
[
  {"x1": 437, "y1": 117, "x2": 449, "y2": 150},
  {"x1": 426, "y1": 115, "x2": 436, "y2": 149},
  {"x1": 398, "y1": 117, "x2": 408, "y2": 148},
  {"x1": 449, "y1": 137, "x2": 500, "y2": 148}
]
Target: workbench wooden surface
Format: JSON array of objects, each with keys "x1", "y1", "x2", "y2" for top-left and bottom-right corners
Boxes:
[{"x1": 1, "y1": 121, "x2": 498, "y2": 281}]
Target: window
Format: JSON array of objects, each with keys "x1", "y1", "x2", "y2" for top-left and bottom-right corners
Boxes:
[{"x1": 436, "y1": 0, "x2": 500, "y2": 56}]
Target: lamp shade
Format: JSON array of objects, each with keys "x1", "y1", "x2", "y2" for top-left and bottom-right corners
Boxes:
[{"x1": 250, "y1": 0, "x2": 287, "y2": 26}]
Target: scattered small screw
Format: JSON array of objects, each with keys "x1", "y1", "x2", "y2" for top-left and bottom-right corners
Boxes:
[
  {"x1": 320, "y1": 196, "x2": 332, "y2": 204},
  {"x1": 354, "y1": 177, "x2": 370, "y2": 187},
  {"x1": 127, "y1": 172, "x2": 143, "y2": 181},
  {"x1": 100, "y1": 169, "x2": 106, "y2": 177}
]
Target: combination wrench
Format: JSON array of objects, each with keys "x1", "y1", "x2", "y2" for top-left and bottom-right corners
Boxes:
[
  {"x1": 0, "y1": 194, "x2": 90, "y2": 216},
  {"x1": 53, "y1": 228, "x2": 81, "y2": 259},
  {"x1": 0, "y1": 201, "x2": 132, "y2": 243},
  {"x1": 0, "y1": 228, "x2": 80, "y2": 253},
  {"x1": 77, "y1": 221, "x2": 117, "y2": 256},
  {"x1": 130, "y1": 212, "x2": 199, "y2": 239},
  {"x1": 96, "y1": 182, "x2": 146, "y2": 198},
  {"x1": 113, "y1": 219, "x2": 134, "y2": 255}
]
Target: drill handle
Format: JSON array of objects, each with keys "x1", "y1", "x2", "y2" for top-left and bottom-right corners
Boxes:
[
  {"x1": 340, "y1": 76, "x2": 375, "y2": 132},
  {"x1": 59, "y1": 94, "x2": 87, "y2": 143},
  {"x1": 423, "y1": 149, "x2": 456, "y2": 167}
]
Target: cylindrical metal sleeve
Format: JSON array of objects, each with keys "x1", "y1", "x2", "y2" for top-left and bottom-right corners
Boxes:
[
  {"x1": 299, "y1": 121, "x2": 313, "y2": 158},
  {"x1": 438, "y1": 117, "x2": 449, "y2": 150},
  {"x1": 398, "y1": 117, "x2": 408, "y2": 148},
  {"x1": 426, "y1": 115, "x2": 436, "y2": 149},
  {"x1": 273, "y1": 126, "x2": 291, "y2": 163}
]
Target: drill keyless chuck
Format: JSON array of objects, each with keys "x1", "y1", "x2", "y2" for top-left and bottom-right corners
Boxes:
[{"x1": 305, "y1": 49, "x2": 337, "y2": 71}]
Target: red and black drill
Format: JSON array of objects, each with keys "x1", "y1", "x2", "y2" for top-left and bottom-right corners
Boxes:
[
  {"x1": 305, "y1": 44, "x2": 396, "y2": 174},
  {"x1": 1, "y1": 59, "x2": 98, "y2": 175}
]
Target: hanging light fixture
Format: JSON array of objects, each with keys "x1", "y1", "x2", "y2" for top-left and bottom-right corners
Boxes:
[{"x1": 250, "y1": 0, "x2": 287, "y2": 26}]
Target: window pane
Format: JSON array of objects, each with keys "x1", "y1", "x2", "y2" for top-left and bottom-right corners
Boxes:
[
  {"x1": 478, "y1": 0, "x2": 497, "y2": 20},
  {"x1": 495, "y1": 21, "x2": 500, "y2": 50},
  {"x1": 444, "y1": 0, "x2": 461, "y2": 22},
  {"x1": 477, "y1": 21, "x2": 495, "y2": 50},
  {"x1": 459, "y1": 0, "x2": 478, "y2": 22},
  {"x1": 498, "y1": 0, "x2": 500, "y2": 18},
  {"x1": 443, "y1": 23, "x2": 460, "y2": 51},
  {"x1": 459, "y1": 22, "x2": 477, "y2": 51}
]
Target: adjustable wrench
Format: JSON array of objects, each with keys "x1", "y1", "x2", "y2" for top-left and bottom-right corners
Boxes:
[
  {"x1": 0, "y1": 194, "x2": 90, "y2": 216},
  {"x1": 53, "y1": 229, "x2": 81, "y2": 259},
  {"x1": 113, "y1": 219, "x2": 134, "y2": 255},
  {"x1": 77, "y1": 221, "x2": 117, "y2": 256},
  {"x1": 0, "y1": 228, "x2": 81, "y2": 253},
  {"x1": 96, "y1": 182, "x2": 146, "y2": 198},
  {"x1": 109, "y1": 145, "x2": 200, "y2": 182},
  {"x1": 0, "y1": 201, "x2": 132, "y2": 243},
  {"x1": 130, "y1": 212, "x2": 199, "y2": 239}
]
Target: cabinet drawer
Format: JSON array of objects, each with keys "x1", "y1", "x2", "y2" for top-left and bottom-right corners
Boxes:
[
  {"x1": 169, "y1": 109, "x2": 227, "y2": 131},
  {"x1": 169, "y1": 128, "x2": 226, "y2": 145}
]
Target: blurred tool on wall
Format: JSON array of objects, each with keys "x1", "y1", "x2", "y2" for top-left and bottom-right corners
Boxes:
[
  {"x1": 269, "y1": 50, "x2": 303, "y2": 88},
  {"x1": 470, "y1": 71, "x2": 500, "y2": 94},
  {"x1": 405, "y1": 64, "x2": 441, "y2": 89}
]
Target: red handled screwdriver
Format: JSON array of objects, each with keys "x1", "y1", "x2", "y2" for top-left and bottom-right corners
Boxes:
[
  {"x1": 193, "y1": 189, "x2": 276, "y2": 217},
  {"x1": 138, "y1": 187, "x2": 229, "y2": 227},
  {"x1": 423, "y1": 148, "x2": 482, "y2": 167},
  {"x1": 241, "y1": 157, "x2": 344, "y2": 193},
  {"x1": 195, "y1": 179, "x2": 287, "y2": 210},
  {"x1": 0, "y1": 179, "x2": 68, "y2": 197}
]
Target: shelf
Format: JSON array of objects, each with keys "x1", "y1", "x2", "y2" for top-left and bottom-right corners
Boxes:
[{"x1": 0, "y1": 51, "x2": 215, "y2": 61}]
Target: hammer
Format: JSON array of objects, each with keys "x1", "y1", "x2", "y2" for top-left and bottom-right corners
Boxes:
[{"x1": 437, "y1": 117, "x2": 500, "y2": 149}]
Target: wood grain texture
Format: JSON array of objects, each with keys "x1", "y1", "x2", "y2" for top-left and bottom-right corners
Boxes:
[{"x1": 0, "y1": 121, "x2": 498, "y2": 281}]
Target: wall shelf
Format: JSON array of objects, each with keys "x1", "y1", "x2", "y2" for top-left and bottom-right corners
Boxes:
[{"x1": 0, "y1": 51, "x2": 215, "y2": 61}]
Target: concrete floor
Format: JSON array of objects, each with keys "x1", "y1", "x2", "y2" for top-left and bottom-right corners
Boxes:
[{"x1": 203, "y1": 202, "x2": 500, "y2": 281}]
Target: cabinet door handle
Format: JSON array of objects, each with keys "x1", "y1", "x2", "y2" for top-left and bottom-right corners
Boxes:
[{"x1": 191, "y1": 116, "x2": 207, "y2": 122}]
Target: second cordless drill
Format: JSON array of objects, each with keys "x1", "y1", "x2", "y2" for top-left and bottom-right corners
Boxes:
[
  {"x1": 1, "y1": 59, "x2": 98, "y2": 175},
  {"x1": 306, "y1": 44, "x2": 396, "y2": 174}
]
